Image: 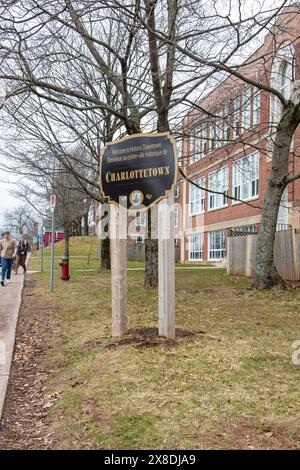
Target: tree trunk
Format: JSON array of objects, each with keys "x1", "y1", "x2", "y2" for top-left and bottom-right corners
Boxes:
[
  {"x1": 143, "y1": 0, "x2": 176, "y2": 290},
  {"x1": 144, "y1": 203, "x2": 158, "y2": 288},
  {"x1": 64, "y1": 231, "x2": 70, "y2": 258},
  {"x1": 253, "y1": 111, "x2": 294, "y2": 289},
  {"x1": 84, "y1": 213, "x2": 89, "y2": 235},
  {"x1": 101, "y1": 235, "x2": 111, "y2": 270},
  {"x1": 144, "y1": 239, "x2": 158, "y2": 289}
]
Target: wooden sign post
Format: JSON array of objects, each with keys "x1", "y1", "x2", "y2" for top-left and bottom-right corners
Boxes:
[
  {"x1": 100, "y1": 132, "x2": 177, "y2": 339},
  {"x1": 158, "y1": 191, "x2": 175, "y2": 339},
  {"x1": 109, "y1": 201, "x2": 128, "y2": 337}
]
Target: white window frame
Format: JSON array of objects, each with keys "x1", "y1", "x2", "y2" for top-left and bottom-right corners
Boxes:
[
  {"x1": 177, "y1": 141, "x2": 182, "y2": 166},
  {"x1": 208, "y1": 166, "x2": 229, "y2": 210},
  {"x1": 232, "y1": 225, "x2": 257, "y2": 234},
  {"x1": 201, "y1": 124, "x2": 207, "y2": 156},
  {"x1": 194, "y1": 126, "x2": 201, "y2": 163},
  {"x1": 233, "y1": 96, "x2": 240, "y2": 139},
  {"x1": 208, "y1": 230, "x2": 226, "y2": 260},
  {"x1": 253, "y1": 88, "x2": 260, "y2": 126},
  {"x1": 188, "y1": 233, "x2": 203, "y2": 261},
  {"x1": 270, "y1": 42, "x2": 295, "y2": 126},
  {"x1": 241, "y1": 87, "x2": 251, "y2": 131},
  {"x1": 189, "y1": 130, "x2": 195, "y2": 165},
  {"x1": 174, "y1": 182, "x2": 180, "y2": 198},
  {"x1": 232, "y1": 152, "x2": 259, "y2": 203},
  {"x1": 280, "y1": 60, "x2": 293, "y2": 100},
  {"x1": 215, "y1": 110, "x2": 223, "y2": 148},
  {"x1": 189, "y1": 177, "x2": 205, "y2": 216},
  {"x1": 224, "y1": 99, "x2": 231, "y2": 142},
  {"x1": 208, "y1": 121, "x2": 215, "y2": 151}
]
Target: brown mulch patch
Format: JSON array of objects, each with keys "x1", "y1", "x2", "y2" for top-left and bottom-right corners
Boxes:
[
  {"x1": 0, "y1": 279, "x2": 55, "y2": 449},
  {"x1": 76, "y1": 327, "x2": 206, "y2": 352}
]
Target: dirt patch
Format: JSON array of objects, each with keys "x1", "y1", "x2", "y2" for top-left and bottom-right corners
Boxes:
[
  {"x1": 0, "y1": 279, "x2": 56, "y2": 449},
  {"x1": 217, "y1": 418, "x2": 300, "y2": 450},
  {"x1": 77, "y1": 327, "x2": 206, "y2": 352}
]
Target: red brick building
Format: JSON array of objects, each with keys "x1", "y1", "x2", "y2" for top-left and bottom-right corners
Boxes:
[{"x1": 176, "y1": 6, "x2": 300, "y2": 264}]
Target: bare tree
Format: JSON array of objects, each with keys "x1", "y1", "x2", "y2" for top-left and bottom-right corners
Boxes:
[
  {"x1": 0, "y1": 0, "x2": 198, "y2": 288},
  {"x1": 1, "y1": 0, "x2": 298, "y2": 290},
  {"x1": 4, "y1": 205, "x2": 37, "y2": 239},
  {"x1": 132, "y1": 1, "x2": 300, "y2": 288}
]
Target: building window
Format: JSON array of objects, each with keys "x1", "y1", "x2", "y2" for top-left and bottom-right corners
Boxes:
[
  {"x1": 177, "y1": 140, "x2": 182, "y2": 166},
  {"x1": 174, "y1": 182, "x2": 180, "y2": 198},
  {"x1": 194, "y1": 126, "x2": 201, "y2": 163},
  {"x1": 189, "y1": 177, "x2": 205, "y2": 215},
  {"x1": 136, "y1": 211, "x2": 146, "y2": 227},
  {"x1": 188, "y1": 233, "x2": 203, "y2": 260},
  {"x1": 189, "y1": 126, "x2": 201, "y2": 165},
  {"x1": 280, "y1": 60, "x2": 293, "y2": 100},
  {"x1": 231, "y1": 225, "x2": 257, "y2": 234},
  {"x1": 208, "y1": 230, "x2": 226, "y2": 260},
  {"x1": 224, "y1": 99, "x2": 231, "y2": 142},
  {"x1": 270, "y1": 43, "x2": 295, "y2": 126},
  {"x1": 208, "y1": 121, "x2": 215, "y2": 151},
  {"x1": 233, "y1": 152, "x2": 259, "y2": 201},
  {"x1": 201, "y1": 124, "x2": 207, "y2": 156},
  {"x1": 233, "y1": 96, "x2": 240, "y2": 139},
  {"x1": 136, "y1": 235, "x2": 144, "y2": 244},
  {"x1": 253, "y1": 88, "x2": 260, "y2": 125},
  {"x1": 215, "y1": 110, "x2": 223, "y2": 148},
  {"x1": 189, "y1": 130, "x2": 195, "y2": 165},
  {"x1": 208, "y1": 166, "x2": 228, "y2": 210},
  {"x1": 241, "y1": 87, "x2": 251, "y2": 131}
]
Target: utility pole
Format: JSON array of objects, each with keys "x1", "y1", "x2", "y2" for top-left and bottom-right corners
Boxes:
[
  {"x1": 39, "y1": 220, "x2": 44, "y2": 272},
  {"x1": 50, "y1": 195, "x2": 56, "y2": 292}
]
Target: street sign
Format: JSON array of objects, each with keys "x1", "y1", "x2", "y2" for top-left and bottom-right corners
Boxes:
[
  {"x1": 101, "y1": 132, "x2": 177, "y2": 340},
  {"x1": 100, "y1": 132, "x2": 177, "y2": 209},
  {"x1": 50, "y1": 194, "x2": 56, "y2": 212}
]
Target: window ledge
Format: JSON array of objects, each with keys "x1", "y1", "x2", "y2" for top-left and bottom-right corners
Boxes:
[
  {"x1": 231, "y1": 195, "x2": 259, "y2": 206},
  {"x1": 207, "y1": 205, "x2": 228, "y2": 213},
  {"x1": 189, "y1": 210, "x2": 205, "y2": 217}
]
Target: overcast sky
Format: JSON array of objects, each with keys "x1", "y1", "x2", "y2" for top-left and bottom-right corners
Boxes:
[
  {"x1": 0, "y1": 81, "x2": 19, "y2": 227},
  {"x1": 0, "y1": 169, "x2": 19, "y2": 228}
]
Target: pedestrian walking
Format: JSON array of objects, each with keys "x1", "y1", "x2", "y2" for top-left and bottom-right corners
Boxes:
[
  {"x1": 0, "y1": 231, "x2": 17, "y2": 286},
  {"x1": 14, "y1": 234, "x2": 30, "y2": 274}
]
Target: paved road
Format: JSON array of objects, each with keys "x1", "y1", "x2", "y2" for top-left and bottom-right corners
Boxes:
[{"x1": 0, "y1": 271, "x2": 25, "y2": 420}]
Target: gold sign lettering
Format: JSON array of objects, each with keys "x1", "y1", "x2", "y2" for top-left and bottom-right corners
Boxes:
[{"x1": 105, "y1": 166, "x2": 170, "y2": 183}]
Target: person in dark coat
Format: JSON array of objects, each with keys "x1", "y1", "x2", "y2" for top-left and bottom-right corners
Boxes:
[{"x1": 14, "y1": 234, "x2": 30, "y2": 274}]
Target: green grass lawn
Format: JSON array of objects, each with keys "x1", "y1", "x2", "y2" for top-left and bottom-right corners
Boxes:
[
  {"x1": 28, "y1": 258, "x2": 300, "y2": 449},
  {"x1": 37, "y1": 236, "x2": 100, "y2": 257},
  {"x1": 29, "y1": 257, "x2": 101, "y2": 271},
  {"x1": 31, "y1": 236, "x2": 214, "y2": 271}
]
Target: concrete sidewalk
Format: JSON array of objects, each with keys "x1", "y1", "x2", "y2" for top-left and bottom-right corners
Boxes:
[{"x1": 0, "y1": 272, "x2": 25, "y2": 420}]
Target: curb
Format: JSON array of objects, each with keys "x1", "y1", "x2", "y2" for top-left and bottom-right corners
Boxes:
[{"x1": 0, "y1": 256, "x2": 30, "y2": 421}]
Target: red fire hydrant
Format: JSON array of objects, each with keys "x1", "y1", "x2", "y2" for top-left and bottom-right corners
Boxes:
[{"x1": 59, "y1": 256, "x2": 70, "y2": 281}]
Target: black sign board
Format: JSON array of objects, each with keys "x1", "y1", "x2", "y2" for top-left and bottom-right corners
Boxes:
[{"x1": 100, "y1": 132, "x2": 177, "y2": 209}]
